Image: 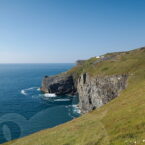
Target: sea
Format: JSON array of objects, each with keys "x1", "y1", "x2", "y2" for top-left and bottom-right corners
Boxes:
[{"x1": 0, "y1": 63, "x2": 80, "y2": 144}]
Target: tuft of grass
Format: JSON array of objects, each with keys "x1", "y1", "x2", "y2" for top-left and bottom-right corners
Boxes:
[{"x1": 3, "y1": 47, "x2": 145, "y2": 145}]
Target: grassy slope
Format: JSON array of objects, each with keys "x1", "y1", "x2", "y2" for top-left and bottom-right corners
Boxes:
[{"x1": 3, "y1": 47, "x2": 145, "y2": 145}]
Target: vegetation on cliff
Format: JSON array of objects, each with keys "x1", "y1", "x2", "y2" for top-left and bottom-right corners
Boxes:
[
  {"x1": 3, "y1": 47, "x2": 145, "y2": 145},
  {"x1": 68, "y1": 47, "x2": 145, "y2": 78}
]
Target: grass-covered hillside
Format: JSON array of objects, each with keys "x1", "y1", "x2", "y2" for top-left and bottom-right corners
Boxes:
[
  {"x1": 3, "y1": 47, "x2": 145, "y2": 145},
  {"x1": 68, "y1": 47, "x2": 145, "y2": 77}
]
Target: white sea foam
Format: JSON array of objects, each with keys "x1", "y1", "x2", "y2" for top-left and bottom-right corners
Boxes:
[
  {"x1": 54, "y1": 99, "x2": 70, "y2": 102},
  {"x1": 21, "y1": 87, "x2": 39, "y2": 96},
  {"x1": 44, "y1": 93, "x2": 56, "y2": 98},
  {"x1": 72, "y1": 105, "x2": 81, "y2": 114},
  {"x1": 25, "y1": 87, "x2": 38, "y2": 91},
  {"x1": 67, "y1": 104, "x2": 81, "y2": 119},
  {"x1": 37, "y1": 88, "x2": 40, "y2": 91},
  {"x1": 21, "y1": 90, "x2": 27, "y2": 95}
]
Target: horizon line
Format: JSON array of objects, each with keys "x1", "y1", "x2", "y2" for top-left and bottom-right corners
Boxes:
[{"x1": 0, "y1": 62, "x2": 75, "y2": 64}]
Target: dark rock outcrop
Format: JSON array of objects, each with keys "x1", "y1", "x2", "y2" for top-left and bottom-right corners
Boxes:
[{"x1": 41, "y1": 73, "x2": 77, "y2": 95}]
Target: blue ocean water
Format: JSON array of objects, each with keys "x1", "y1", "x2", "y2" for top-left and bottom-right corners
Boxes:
[{"x1": 0, "y1": 64, "x2": 80, "y2": 144}]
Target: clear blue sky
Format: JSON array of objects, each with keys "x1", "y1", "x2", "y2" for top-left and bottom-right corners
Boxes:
[{"x1": 0, "y1": 0, "x2": 145, "y2": 63}]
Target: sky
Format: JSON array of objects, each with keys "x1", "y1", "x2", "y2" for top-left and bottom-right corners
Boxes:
[{"x1": 0, "y1": 0, "x2": 145, "y2": 63}]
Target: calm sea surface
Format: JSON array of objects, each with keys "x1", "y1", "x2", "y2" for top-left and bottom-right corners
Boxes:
[{"x1": 0, "y1": 64, "x2": 80, "y2": 144}]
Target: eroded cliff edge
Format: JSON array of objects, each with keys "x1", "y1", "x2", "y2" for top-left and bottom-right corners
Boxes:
[{"x1": 41, "y1": 72, "x2": 128, "y2": 113}]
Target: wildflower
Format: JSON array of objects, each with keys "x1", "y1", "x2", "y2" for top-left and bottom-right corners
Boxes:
[{"x1": 134, "y1": 141, "x2": 137, "y2": 144}]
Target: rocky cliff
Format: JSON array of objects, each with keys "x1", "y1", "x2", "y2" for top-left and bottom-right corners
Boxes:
[
  {"x1": 77, "y1": 73, "x2": 128, "y2": 113},
  {"x1": 41, "y1": 72, "x2": 128, "y2": 113},
  {"x1": 41, "y1": 73, "x2": 77, "y2": 95},
  {"x1": 41, "y1": 50, "x2": 133, "y2": 113}
]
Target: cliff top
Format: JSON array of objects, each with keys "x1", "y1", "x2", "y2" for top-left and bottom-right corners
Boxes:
[{"x1": 68, "y1": 47, "x2": 145, "y2": 78}]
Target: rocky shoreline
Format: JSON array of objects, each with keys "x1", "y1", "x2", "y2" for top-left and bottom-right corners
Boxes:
[
  {"x1": 41, "y1": 73, "x2": 77, "y2": 95},
  {"x1": 41, "y1": 69, "x2": 128, "y2": 113}
]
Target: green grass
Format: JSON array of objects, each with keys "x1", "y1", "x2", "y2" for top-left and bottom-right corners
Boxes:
[
  {"x1": 3, "y1": 47, "x2": 145, "y2": 145},
  {"x1": 68, "y1": 47, "x2": 145, "y2": 77}
]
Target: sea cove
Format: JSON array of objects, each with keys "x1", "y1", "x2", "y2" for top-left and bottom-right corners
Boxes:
[{"x1": 0, "y1": 64, "x2": 80, "y2": 144}]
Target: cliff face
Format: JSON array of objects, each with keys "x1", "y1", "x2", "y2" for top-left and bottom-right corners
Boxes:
[
  {"x1": 77, "y1": 73, "x2": 128, "y2": 113},
  {"x1": 41, "y1": 72, "x2": 128, "y2": 113},
  {"x1": 41, "y1": 73, "x2": 77, "y2": 95}
]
